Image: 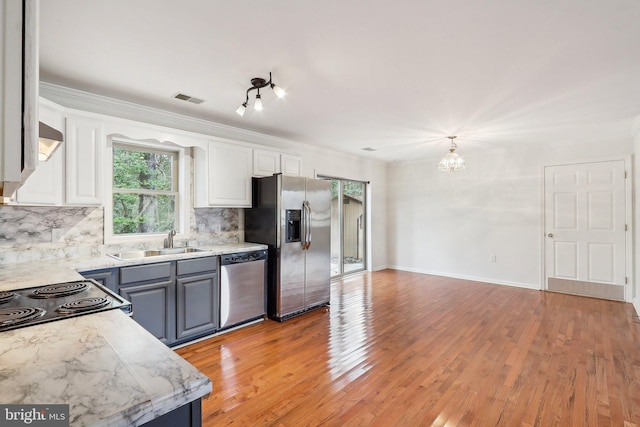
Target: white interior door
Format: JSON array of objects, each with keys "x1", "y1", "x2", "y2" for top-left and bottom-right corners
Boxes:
[{"x1": 544, "y1": 160, "x2": 627, "y2": 301}]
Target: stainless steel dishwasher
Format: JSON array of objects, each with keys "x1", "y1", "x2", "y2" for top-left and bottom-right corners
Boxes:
[{"x1": 219, "y1": 250, "x2": 267, "y2": 329}]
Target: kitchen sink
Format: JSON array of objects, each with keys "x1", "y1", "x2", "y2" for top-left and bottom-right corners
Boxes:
[
  {"x1": 108, "y1": 247, "x2": 206, "y2": 260},
  {"x1": 158, "y1": 247, "x2": 207, "y2": 255}
]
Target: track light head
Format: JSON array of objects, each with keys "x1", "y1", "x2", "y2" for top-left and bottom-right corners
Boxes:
[
  {"x1": 271, "y1": 84, "x2": 285, "y2": 98},
  {"x1": 235, "y1": 102, "x2": 247, "y2": 116}
]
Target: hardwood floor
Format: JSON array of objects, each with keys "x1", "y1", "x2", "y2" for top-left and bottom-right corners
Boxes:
[{"x1": 176, "y1": 270, "x2": 640, "y2": 426}]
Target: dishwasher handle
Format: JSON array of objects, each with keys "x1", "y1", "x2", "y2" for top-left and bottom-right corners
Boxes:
[{"x1": 221, "y1": 250, "x2": 268, "y2": 265}]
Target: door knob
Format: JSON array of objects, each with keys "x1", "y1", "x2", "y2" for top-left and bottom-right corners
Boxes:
[{"x1": 547, "y1": 233, "x2": 553, "y2": 238}]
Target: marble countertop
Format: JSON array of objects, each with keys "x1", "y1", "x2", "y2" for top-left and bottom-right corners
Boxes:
[
  {"x1": 0, "y1": 241, "x2": 267, "y2": 291},
  {"x1": 0, "y1": 310, "x2": 212, "y2": 426},
  {"x1": 0, "y1": 241, "x2": 266, "y2": 425}
]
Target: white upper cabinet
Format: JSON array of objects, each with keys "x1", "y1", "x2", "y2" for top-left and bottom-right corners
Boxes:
[
  {"x1": 0, "y1": 0, "x2": 39, "y2": 197},
  {"x1": 253, "y1": 149, "x2": 301, "y2": 177},
  {"x1": 194, "y1": 140, "x2": 252, "y2": 207},
  {"x1": 253, "y1": 149, "x2": 279, "y2": 177},
  {"x1": 281, "y1": 153, "x2": 302, "y2": 176},
  {"x1": 65, "y1": 115, "x2": 104, "y2": 205},
  {"x1": 15, "y1": 98, "x2": 65, "y2": 205}
]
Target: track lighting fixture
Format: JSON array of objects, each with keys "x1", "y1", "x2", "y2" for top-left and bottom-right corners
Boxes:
[{"x1": 236, "y1": 72, "x2": 285, "y2": 116}]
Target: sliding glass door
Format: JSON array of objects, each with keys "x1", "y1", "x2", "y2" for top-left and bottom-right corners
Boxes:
[{"x1": 328, "y1": 178, "x2": 366, "y2": 277}]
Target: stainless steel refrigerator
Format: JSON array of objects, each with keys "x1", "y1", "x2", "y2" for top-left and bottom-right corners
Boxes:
[{"x1": 245, "y1": 174, "x2": 331, "y2": 321}]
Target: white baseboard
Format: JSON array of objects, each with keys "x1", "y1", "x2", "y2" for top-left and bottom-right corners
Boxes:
[
  {"x1": 386, "y1": 265, "x2": 541, "y2": 291},
  {"x1": 633, "y1": 297, "x2": 640, "y2": 316}
]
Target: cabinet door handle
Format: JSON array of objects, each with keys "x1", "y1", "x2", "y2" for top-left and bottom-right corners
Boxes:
[{"x1": 547, "y1": 233, "x2": 554, "y2": 238}]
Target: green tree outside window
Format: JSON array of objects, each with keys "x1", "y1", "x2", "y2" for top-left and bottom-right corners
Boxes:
[{"x1": 112, "y1": 145, "x2": 177, "y2": 235}]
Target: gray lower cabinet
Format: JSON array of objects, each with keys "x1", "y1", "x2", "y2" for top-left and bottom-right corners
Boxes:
[
  {"x1": 119, "y1": 262, "x2": 175, "y2": 345},
  {"x1": 82, "y1": 257, "x2": 220, "y2": 347},
  {"x1": 142, "y1": 400, "x2": 202, "y2": 427},
  {"x1": 175, "y1": 257, "x2": 219, "y2": 344},
  {"x1": 120, "y1": 279, "x2": 176, "y2": 344}
]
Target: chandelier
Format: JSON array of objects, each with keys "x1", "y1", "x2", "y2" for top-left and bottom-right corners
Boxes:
[
  {"x1": 437, "y1": 136, "x2": 466, "y2": 172},
  {"x1": 236, "y1": 72, "x2": 285, "y2": 116}
]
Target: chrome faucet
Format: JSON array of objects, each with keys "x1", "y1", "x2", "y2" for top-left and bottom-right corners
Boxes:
[{"x1": 166, "y1": 230, "x2": 176, "y2": 248}]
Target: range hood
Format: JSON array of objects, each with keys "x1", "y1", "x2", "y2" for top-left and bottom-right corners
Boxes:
[{"x1": 38, "y1": 121, "x2": 63, "y2": 161}]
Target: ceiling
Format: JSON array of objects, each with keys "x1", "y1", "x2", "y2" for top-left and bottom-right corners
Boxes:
[{"x1": 39, "y1": 0, "x2": 640, "y2": 162}]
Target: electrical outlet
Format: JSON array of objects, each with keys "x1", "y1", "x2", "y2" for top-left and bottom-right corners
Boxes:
[
  {"x1": 489, "y1": 254, "x2": 496, "y2": 263},
  {"x1": 51, "y1": 228, "x2": 65, "y2": 243}
]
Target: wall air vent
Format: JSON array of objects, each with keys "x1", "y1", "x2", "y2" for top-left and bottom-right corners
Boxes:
[
  {"x1": 172, "y1": 93, "x2": 205, "y2": 105},
  {"x1": 362, "y1": 147, "x2": 377, "y2": 152}
]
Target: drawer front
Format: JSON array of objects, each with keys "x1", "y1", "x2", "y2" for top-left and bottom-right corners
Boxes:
[
  {"x1": 177, "y1": 256, "x2": 217, "y2": 276},
  {"x1": 80, "y1": 268, "x2": 117, "y2": 292},
  {"x1": 120, "y1": 262, "x2": 172, "y2": 285}
]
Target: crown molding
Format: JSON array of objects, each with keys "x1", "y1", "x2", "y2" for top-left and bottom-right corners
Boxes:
[{"x1": 39, "y1": 82, "x2": 301, "y2": 151}]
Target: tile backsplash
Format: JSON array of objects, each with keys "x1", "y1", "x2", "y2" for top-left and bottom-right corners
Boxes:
[{"x1": 0, "y1": 205, "x2": 240, "y2": 264}]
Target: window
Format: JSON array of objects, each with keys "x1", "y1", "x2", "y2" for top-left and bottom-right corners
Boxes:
[{"x1": 111, "y1": 142, "x2": 179, "y2": 236}]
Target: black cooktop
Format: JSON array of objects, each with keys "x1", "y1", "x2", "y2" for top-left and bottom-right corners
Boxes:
[{"x1": 0, "y1": 279, "x2": 132, "y2": 332}]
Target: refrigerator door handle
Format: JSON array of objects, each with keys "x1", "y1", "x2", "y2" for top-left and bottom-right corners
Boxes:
[
  {"x1": 301, "y1": 201, "x2": 307, "y2": 250},
  {"x1": 305, "y1": 201, "x2": 312, "y2": 250}
]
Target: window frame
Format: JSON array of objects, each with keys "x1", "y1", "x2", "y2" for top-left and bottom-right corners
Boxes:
[{"x1": 104, "y1": 136, "x2": 190, "y2": 244}]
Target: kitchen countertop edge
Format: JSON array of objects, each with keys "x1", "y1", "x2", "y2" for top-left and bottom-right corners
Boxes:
[{"x1": 0, "y1": 242, "x2": 267, "y2": 291}]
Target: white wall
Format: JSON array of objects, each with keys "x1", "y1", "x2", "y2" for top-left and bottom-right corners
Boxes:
[
  {"x1": 387, "y1": 138, "x2": 634, "y2": 290},
  {"x1": 633, "y1": 117, "x2": 640, "y2": 314}
]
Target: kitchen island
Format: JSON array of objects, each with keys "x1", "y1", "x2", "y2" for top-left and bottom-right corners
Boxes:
[
  {"x1": 0, "y1": 309, "x2": 211, "y2": 426},
  {"x1": 0, "y1": 242, "x2": 265, "y2": 426}
]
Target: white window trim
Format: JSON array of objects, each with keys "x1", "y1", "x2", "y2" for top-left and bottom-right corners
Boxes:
[{"x1": 104, "y1": 135, "x2": 190, "y2": 245}]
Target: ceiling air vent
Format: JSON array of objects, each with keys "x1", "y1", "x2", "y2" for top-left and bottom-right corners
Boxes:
[{"x1": 172, "y1": 93, "x2": 205, "y2": 105}]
